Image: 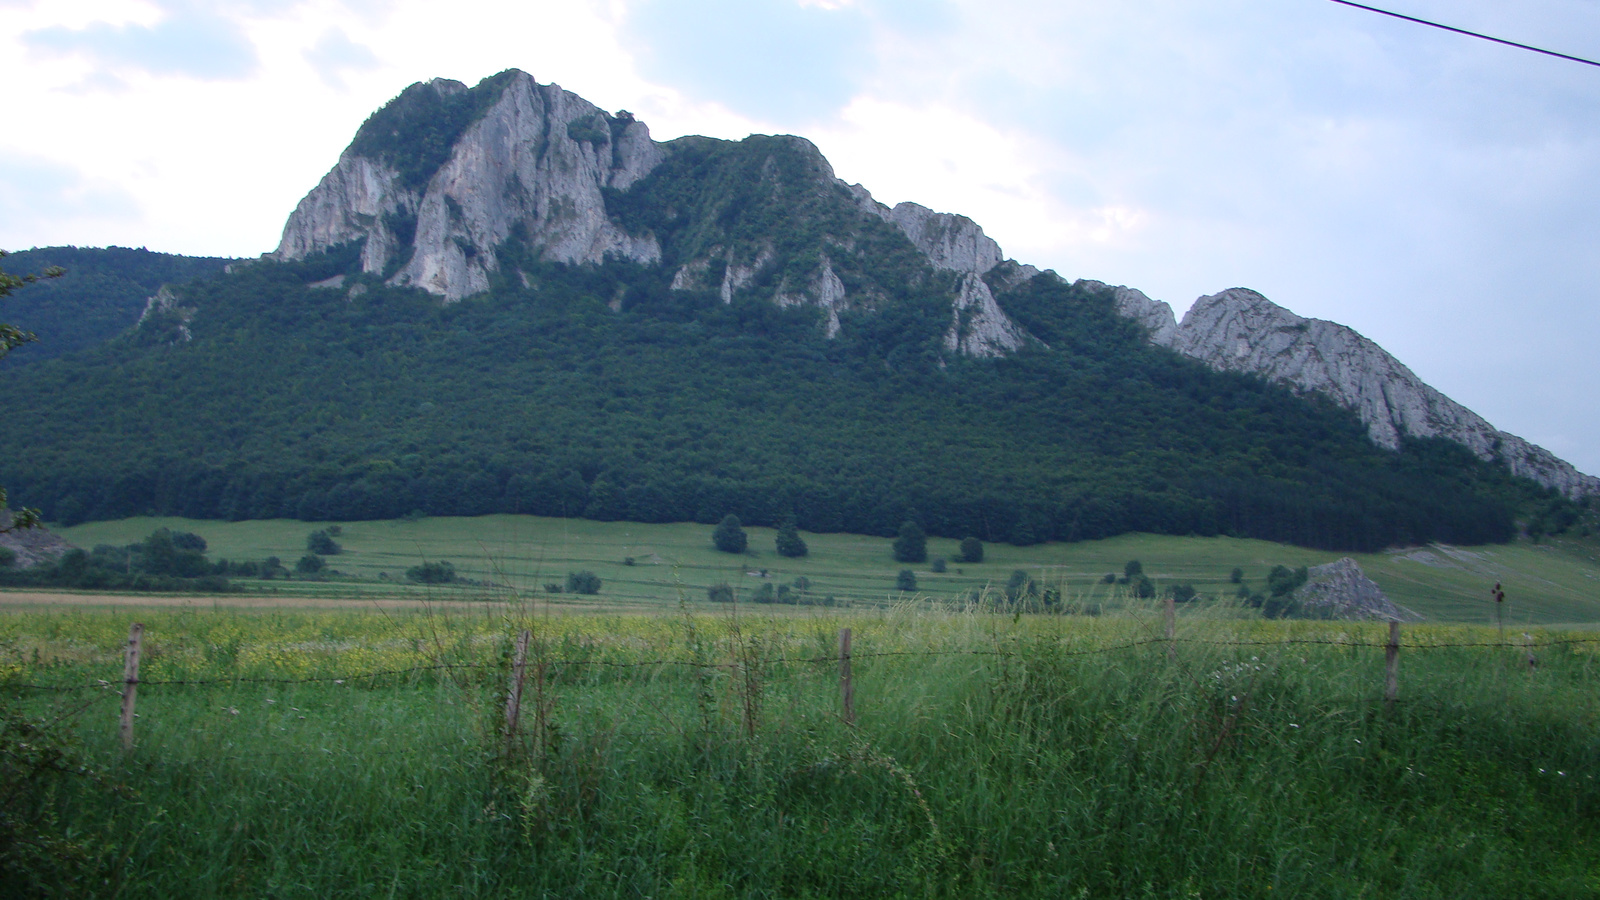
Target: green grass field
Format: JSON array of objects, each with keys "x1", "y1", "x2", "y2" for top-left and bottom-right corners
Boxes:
[
  {"x1": 4, "y1": 605, "x2": 1598, "y2": 897},
  {"x1": 47, "y1": 514, "x2": 1600, "y2": 624}
]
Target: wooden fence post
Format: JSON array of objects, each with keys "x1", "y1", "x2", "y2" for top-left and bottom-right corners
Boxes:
[
  {"x1": 839, "y1": 627, "x2": 855, "y2": 726},
  {"x1": 1384, "y1": 620, "x2": 1401, "y2": 711},
  {"x1": 503, "y1": 630, "x2": 531, "y2": 750},
  {"x1": 119, "y1": 623, "x2": 143, "y2": 752},
  {"x1": 1164, "y1": 596, "x2": 1177, "y2": 661}
]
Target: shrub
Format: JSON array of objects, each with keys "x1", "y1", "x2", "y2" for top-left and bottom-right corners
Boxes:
[
  {"x1": 565, "y1": 571, "x2": 602, "y2": 595},
  {"x1": 706, "y1": 582, "x2": 734, "y2": 603},
  {"x1": 752, "y1": 583, "x2": 776, "y2": 603},
  {"x1": 544, "y1": 583, "x2": 563, "y2": 594},
  {"x1": 1124, "y1": 560, "x2": 1143, "y2": 580},
  {"x1": 406, "y1": 560, "x2": 456, "y2": 584},
  {"x1": 307, "y1": 529, "x2": 342, "y2": 556},
  {"x1": 623, "y1": 557, "x2": 635, "y2": 566},
  {"x1": 792, "y1": 576, "x2": 811, "y2": 593},
  {"x1": 170, "y1": 531, "x2": 207, "y2": 552},
  {"x1": 958, "y1": 536, "x2": 984, "y2": 564},
  {"x1": 1101, "y1": 573, "x2": 1116, "y2": 584},
  {"x1": 1229, "y1": 567, "x2": 1244, "y2": 584},
  {"x1": 295, "y1": 554, "x2": 325, "y2": 574},
  {"x1": 0, "y1": 547, "x2": 13, "y2": 569},
  {"x1": 1005, "y1": 570, "x2": 1037, "y2": 602},
  {"x1": 892, "y1": 520, "x2": 926, "y2": 564},
  {"x1": 896, "y1": 569, "x2": 917, "y2": 591},
  {"x1": 1134, "y1": 576, "x2": 1156, "y2": 599},
  {"x1": 930, "y1": 558, "x2": 946, "y2": 573},
  {"x1": 713, "y1": 515, "x2": 747, "y2": 554},
  {"x1": 1171, "y1": 583, "x2": 1197, "y2": 603},
  {"x1": 775, "y1": 520, "x2": 808, "y2": 558},
  {"x1": 1267, "y1": 565, "x2": 1308, "y2": 598}
]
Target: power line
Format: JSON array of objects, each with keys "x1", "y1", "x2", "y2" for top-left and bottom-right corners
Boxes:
[{"x1": 1328, "y1": 0, "x2": 1600, "y2": 68}]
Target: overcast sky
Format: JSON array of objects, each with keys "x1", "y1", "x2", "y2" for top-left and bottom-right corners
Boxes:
[{"x1": 3, "y1": 0, "x2": 1598, "y2": 475}]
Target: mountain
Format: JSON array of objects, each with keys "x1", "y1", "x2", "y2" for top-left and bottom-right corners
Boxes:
[
  {"x1": 0, "y1": 246, "x2": 232, "y2": 364},
  {"x1": 271, "y1": 71, "x2": 1031, "y2": 357},
  {"x1": 0, "y1": 70, "x2": 1590, "y2": 552},
  {"x1": 1110, "y1": 286, "x2": 1600, "y2": 497}
]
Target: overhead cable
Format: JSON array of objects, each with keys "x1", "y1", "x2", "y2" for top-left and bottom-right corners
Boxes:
[{"x1": 1328, "y1": 0, "x2": 1600, "y2": 68}]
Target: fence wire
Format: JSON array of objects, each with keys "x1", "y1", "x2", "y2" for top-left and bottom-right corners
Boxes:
[{"x1": 7, "y1": 633, "x2": 1598, "y2": 694}]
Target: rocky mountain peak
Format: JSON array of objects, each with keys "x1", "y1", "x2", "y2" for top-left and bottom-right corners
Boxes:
[
  {"x1": 1119, "y1": 286, "x2": 1599, "y2": 497},
  {"x1": 271, "y1": 71, "x2": 1035, "y2": 357},
  {"x1": 273, "y1": 70, "x2": 664, "y2": 301}
]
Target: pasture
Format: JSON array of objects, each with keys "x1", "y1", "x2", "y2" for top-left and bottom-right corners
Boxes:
[
  {"x1": 4, "y1": 602, "x2": 1599, "y2": 897},
  {"x1": 46, "y1": 513, "x2": 1600, "y2": 624}
]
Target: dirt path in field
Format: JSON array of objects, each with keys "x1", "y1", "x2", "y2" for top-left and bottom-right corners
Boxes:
[{"x1": 0, "y1": 590, "x2": 652, "y2": 613}]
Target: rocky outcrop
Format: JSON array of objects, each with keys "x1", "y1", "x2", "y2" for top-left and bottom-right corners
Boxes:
[
  {"x1": 945, "y1": 273, "x2": 1027, "y2": 357},
  {"x1": 1293, "y1": 557, "x2": 1423, "y2": 622},
  {"x1": 883, "y1": 202, "x2": 1003, "y2": 276},
  {"x1": 1084, "y1": 281, "x2": 1177, "y2": 345},
  {"x1": 273, "y1": 72, "x2": 664, "y2": 301},
  {"x1": 1121, "y1": 286, "x2": 1598, "y2": 497},
  {"x1": 136, "y1": 285, "x2": 196, "y2": 343},
  {"x1": 0, "y1": 511, "x2": 76, "y2": 569}
]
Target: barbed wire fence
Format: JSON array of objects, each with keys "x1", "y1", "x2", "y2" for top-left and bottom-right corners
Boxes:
[{"x1": 6, "y1": 608, "x2": 1597, "y2": 757}]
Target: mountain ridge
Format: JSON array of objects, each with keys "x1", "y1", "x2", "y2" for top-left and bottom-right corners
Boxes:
[{"x1": 265, "y1": 69, "x2": 1595, "y2": 496}]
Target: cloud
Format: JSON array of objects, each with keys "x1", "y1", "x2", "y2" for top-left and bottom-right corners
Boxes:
[
  {"x1": 304, "y1": 28, "x2": 379, "y2": 89},
  {"x1": 23, "y1": 8, "x2": 260, "y2": 81},
  {"x1": 0, "y1": 152, "x2": 141, "y2": 248},
  {"x1": 619, "y1": 0, "x2": 877, "y2": 122}
]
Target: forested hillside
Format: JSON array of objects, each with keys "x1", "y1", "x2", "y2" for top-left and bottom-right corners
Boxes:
[
  {"x1": 0, "y1": 244, "x2": 1543, "y2": 552},
  {"x1": 0, "y1": 246, "x2": 232, "y2": 363}
]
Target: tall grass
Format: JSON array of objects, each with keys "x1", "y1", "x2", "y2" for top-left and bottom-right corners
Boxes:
[{"x1": 4, "y1": 598, "x2": 1598, "y2": 897}]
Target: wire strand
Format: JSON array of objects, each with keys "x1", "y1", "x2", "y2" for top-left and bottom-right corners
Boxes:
[{"x1": 1328, "y1": 0, "x2": 1600, "y2": 68}]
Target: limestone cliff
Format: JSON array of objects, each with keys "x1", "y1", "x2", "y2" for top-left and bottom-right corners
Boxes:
[
  {"x1": 274, "y1": 71, "x2": 1034, "y2": 356},
  {"x1": 274, "y1": 72, "x2": 664, "y2": 301},
  {"x1": 1121, "y1": 286, "x2": 1598, "y2": 497}
]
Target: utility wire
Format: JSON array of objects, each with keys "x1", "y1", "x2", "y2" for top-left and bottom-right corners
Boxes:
[{"x1": 1328, "y1": 0, "x2": 1600, "y2": 68}]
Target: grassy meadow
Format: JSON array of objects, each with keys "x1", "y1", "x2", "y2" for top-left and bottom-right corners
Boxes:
[
  {"x1": 41, "y1": 513, "x2": 1600, "y2": 625},
  {"x1": 3, "y1": 602, "x2": 1599, "y2": 897}
]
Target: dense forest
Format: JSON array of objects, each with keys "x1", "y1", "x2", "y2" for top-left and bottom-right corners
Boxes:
[
  {"x1": 0, "y1": 240, "x2": 1550, "y2": 552},
  {"x1": 0, "y1": 246, "x2": 232, "y2": 364}
]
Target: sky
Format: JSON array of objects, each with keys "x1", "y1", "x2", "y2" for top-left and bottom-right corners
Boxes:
[{"x1": 3, "y1": 0, "x2": 1598, "y2": 475}]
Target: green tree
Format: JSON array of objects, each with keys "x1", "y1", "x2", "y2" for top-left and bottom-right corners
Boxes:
[
  {"x1": 706, "y1": 582, "x2": 735, "y2": 603},
  {"x1": 306, "y1": 529, "x2": 342, "y2": 555},
  {"x1": 1123, "y1": 560, "x2": 1143, "y2": 581},
  {"x1": 0, "y1": 251, "x2": 61, "y2": 534},
  {"x1": 775, "y1": 520, "x2": 807, "y2": 557},
  {"x1": 295, "y1": 554, "x2": 326, "y2": 574},
  {"x1": 1134, "y1": 576, "x2": 1156, "y2": 599},
  {"x1": 406, "y1": 560, "x2": 456, "y2": 583},
  {"x1": 896, "y1": 569, "x2": 917, "y2": 591},
  {"x1": 892, "y1": 520, "x2": 926, "y2": 564},
  {"x1": 1229, "y1": 567, "x2": 1245, "y2": 584},
  {"x1": 958, "y1": 536, "x2": 983, "y2": 564},
  {"x1": 1005, "y1": 569, "x2": 1037, "y2": 602},
  {"x1": 713, "y1": 514, "x2": 747, "y2": 553},
  {"x1": 565, "y1": 570, "x2": 602, "y2": 594}
]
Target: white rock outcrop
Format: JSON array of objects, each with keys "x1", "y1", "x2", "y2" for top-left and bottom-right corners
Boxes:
[
  {"x1": 273, "y1": 72, "x2": 664, "y2": 301},
  {"x1": 945, "y1": 273, "x2": 1027, "y2": 357},
  {"x1": 1121, "y1": 286, "x2": 1599, "y2": 497},
  {"x1": 1293, "y1": 558, "x2": 1423, "y2": 622},
  {"x1": 883, "y1": 202, "x2": 1004, "y2": 276}
]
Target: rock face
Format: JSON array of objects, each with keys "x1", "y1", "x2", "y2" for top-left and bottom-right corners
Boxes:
[
  {"x1": 1124, "y1": 286, "x2": 1598, "y2": 497},
  {"x1": 1293, "y1": 557, "x2": 1423, "y2": 622},
  {"x1": 0, "y1": 512, "x2": 76, "y2": 569},
  {"x1": 274, "y1": 72, "x2": 664, "y2": 301},
  {"x1": 274, "y1": 70, "x2": 1035, "y2": 356}
]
